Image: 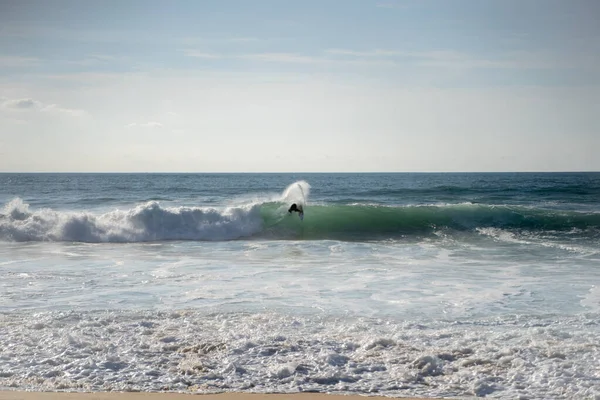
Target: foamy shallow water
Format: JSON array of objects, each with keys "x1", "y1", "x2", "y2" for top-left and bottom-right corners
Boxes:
[
  {"x1": 1, "y1": 239, "x2": 600, "y2": 399},
  {"x1": 1, "y1": 310, "x2": 599, "y2": 399},
  {"x1": 1, "y1": 239, "x2": 599, "y2": 318}
]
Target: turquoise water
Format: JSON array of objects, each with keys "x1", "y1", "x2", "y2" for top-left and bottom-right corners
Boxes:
[{"x1": 0, "y1": 173, "x2": 599, "y2": 398}]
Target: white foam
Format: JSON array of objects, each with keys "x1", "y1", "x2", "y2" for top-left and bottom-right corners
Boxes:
[
  {"x1": 580, "y1": 285, "x2": 600, "y2": 312},
  {"x1": 282, "y1": 181, "x2": 311, "y2": 205},
  {"x1": 477, "y1": 227, "x2": 598, "y2": 257},
  {"x1": 476, "y1": 227, "x2": 529, "y2": 244},
  {"x1": 0, "y1": 181, "x2": 313, "y2": 243},
  {"x1": 0, "y1": 198, "x2": 264, "y2": 242},
  {"x1": 0, "y1": 311, "x2": 598, "y2": 398}
]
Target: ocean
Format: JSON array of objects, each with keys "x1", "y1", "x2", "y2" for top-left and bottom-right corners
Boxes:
[{"x1": 0, "y1": 173, "x2": 599, "y2": 399}]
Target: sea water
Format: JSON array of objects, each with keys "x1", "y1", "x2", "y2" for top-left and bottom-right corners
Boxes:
[{"x1": 0, "y1": 173, "x2": 599, "y2": 399}]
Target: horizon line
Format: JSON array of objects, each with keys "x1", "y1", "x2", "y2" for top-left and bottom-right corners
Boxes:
[{"x1": 1, "y1": 171, "x2": 599, "y2": 174}]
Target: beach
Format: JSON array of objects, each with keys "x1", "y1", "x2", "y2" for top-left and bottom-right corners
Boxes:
[{"x1": 0, "y1": 393, "x2": 444, "y2": 400}]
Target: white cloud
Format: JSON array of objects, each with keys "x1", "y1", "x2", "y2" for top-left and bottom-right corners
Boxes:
[
  {"x1": 227, "y1": 37, "x2": 260, "y2": 43},
  {"x1": 244, "y1": 53, "x2": 388, "y2": 67},
  {"x1": 66, "y1": 54, "x2": 125, "y2": 66},
  {"x1": 183, "y1": 51, "x2": 327, "y2": 64},
  {"x1": 88, "y1": 54, "x2": 118, "y2": 61},
  {"x1": 182, "y1": 51, "x2": 395, "y2": 67},
  {"x1": 42, "y1": 72, "x2": 135, "y2": 84},
  {"x1": 410, "y1": 50, "x2": 600, "y2": 70},
  {"x1": 238, "y1": 52, "x2": 325, "y2": 64},
  {"x1": 183, "y1": 50, "x2": 221, "y2": 59},
  {"x1": 326, "y1": 48, "x2": 589, "y2": 70},
  {"x1": 1, "y1": 97, "x2": 87, "y2": 116},
  {"x1": 327, "y1": 49, "x2": 401, "y2": 57},
  {"x1": 0, "y1": 56, "x2": 39, "y2": 67},
  {"x1": 41, "y1": 104, "x2": 88, "y2": 117},
  {"x1": 1, "y1": 71, "x2": 598, "y2": 172},
  {"x1": 181, "y1": 48, "x2": 557, "y2": 70},
  {"x1": 126, "y1": 122, "x2": 163, "y2": 128},
  {"x1": 2, "y1": 98, "x2": 43, "y2": 109}
]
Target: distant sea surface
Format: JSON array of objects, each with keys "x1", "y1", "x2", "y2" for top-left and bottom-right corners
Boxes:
[{"x1": 1, "y1": 173, "x2": 599, "y2": 399}]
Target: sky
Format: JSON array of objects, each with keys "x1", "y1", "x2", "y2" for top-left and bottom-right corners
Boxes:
[{"x1": 0, "y1": 0, "x2": 599, "y2": 172}]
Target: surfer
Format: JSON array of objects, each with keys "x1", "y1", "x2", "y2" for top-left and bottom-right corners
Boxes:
[
  {"x1": 288, "y1": 203, "x2": 304, "y2": 220},
  {"x1": 288, "y1": 203, "x2": 303, "y2": 214}
]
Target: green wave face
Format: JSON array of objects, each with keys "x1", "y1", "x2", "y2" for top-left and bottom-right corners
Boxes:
[{"x1": 259, "y1": 203, "x2": 600, "y2": 241}]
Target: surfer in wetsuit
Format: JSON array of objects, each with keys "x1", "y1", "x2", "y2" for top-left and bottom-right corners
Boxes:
[
  {"x1": 288, "y1": 203, "x2": 303, "y2": 214},
  {"x1": 288, "y1": 203, "x2": 304, "y2": 220}
]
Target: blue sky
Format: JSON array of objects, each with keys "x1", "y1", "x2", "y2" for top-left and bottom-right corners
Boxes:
[{"x1": 1, "y1": 0, "x2": 599, "y2": 172}]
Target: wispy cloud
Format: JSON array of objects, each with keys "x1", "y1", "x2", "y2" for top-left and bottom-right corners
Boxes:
[
  {"x1": 182, "y1": 50, "x2": 322, "y2": 64},
  {"x1": 1, "y1": 97, "x2": 87, "y2": 116},
  {"x1": 42, "y1": 72, "x2": 137, "y2": 83},
  {"x1": 127, "y1": 122, "x2": 163, "y2": 128},
  {"x1": 0, "y1": 56, "x2": 39, "y2": 68},
  {"x1": 227, "y1": 37, "x2": 260, "y2": 43},
  {"x1": 180, "y1": 36, "x2": 263, "y2": 47},
  {"x1": 88, "y1": 54, "x2": 119, "y2": 61},
  {"x1": 413, "y1": 50, "x2": 563, "y2": 70},
  {"x1": 238, "y1": 53, "x2": 326, "y2": 64},
  {"x1": 2, "y1": 98, "x2": 43, "y2": 109},
  {"x1": 182, "y1": 48, "x2": 521, "y2": 70},
  {"x1": 327, "y1": 48, "x2": 580, "y2": 70},
  {"x1": 327, "y1": 49, "x2": 401, "y2": 57},
  {"x1": 181, "y1": 49, "x2": 328, "y2": 64},
  {"x1": 182, "y1": 50, "x2": 397, "y2": 67},
  {"x1": 65, "y1": 54, "x2": 126, "y2": 67},
  {"x1": 42, "y1": 104, "x2": 88, "y2": 117},
  {"x1": 183, "y1": 50, "x2": 222, "y2": 59}
]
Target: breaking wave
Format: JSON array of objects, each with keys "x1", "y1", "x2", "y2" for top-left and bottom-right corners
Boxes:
[
  {"x1": 0, "y1": 198, "x2": 264, "y2": 242},
  {"x1": 1, "y1": 194, "x2": 599, "y2": 242}
]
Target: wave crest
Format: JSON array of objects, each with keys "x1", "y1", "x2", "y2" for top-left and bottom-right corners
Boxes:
[
  {"x1": 0, "y1": 198, "x2": 264, "y2": 242},
  {"x1": 2, "y1": 195, "x2": 599, "y2": 242}
]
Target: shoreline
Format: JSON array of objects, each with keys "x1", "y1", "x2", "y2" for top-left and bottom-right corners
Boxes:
[{"x1": 0, "y1": 392, "x2": 451, "y2": 400}]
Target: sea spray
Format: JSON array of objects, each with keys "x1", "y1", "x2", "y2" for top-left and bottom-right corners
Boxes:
[{"x1": 281, "y1": 180, "x2": 311, "y2": 205}]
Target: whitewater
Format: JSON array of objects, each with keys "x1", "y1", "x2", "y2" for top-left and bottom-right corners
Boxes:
[{"x1": 1, "y1": 173, "x2": 599, "y2": 399}]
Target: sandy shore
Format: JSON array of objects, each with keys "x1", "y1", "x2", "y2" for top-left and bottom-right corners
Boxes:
[{"x1": 0, "y1": 392, "x2": 447, "y2": 400}]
